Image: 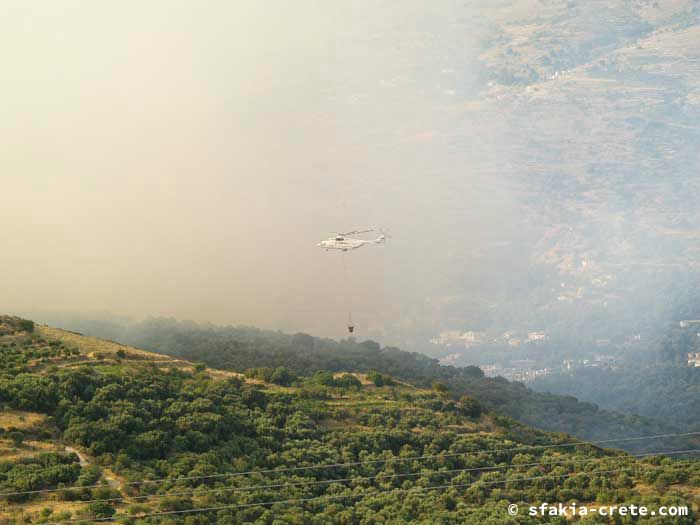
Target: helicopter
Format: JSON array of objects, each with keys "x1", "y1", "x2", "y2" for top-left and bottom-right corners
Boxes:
[
  {"x1": 317, "y1": 229, "x2": 387, "y2": 334},
  {"x1": 317, "y1": 229, "x2": 386, "y2": 252}
]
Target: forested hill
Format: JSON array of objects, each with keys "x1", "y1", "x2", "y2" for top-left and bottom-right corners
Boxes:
[
  {"x1": 45, "y1": 316, "x2": 696, "y2": 452},
  {"x1": 0, "y1": 315, "x2": 698, "y2": 523},
  {"x1": 532, "y1": 365, "x2": 700, "y2": 432}
]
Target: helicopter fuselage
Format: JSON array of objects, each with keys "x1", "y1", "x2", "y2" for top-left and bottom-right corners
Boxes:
[
  {"x1": 316, "y1": 232, "x2": 386, "y2": 252},
  {"x1": 317, "y1": 233, "x2": 385, "y2": 252},
  {"x1": 317, "y1": 238, "x2": 368, "y2": 251}
]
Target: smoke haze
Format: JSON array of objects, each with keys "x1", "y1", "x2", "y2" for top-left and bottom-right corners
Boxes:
[
  {"x1": 4, "y1": 1, "x2": 700, "y2": 349},
  {"x1": 2, "y1": 1, "x2": 520, "y2": 341}
]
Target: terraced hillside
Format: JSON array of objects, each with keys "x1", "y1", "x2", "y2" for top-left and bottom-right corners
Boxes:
[
  {"x1": 412, "y1": 0, "x2": 700, "y2": 347},
  {"x1": 0, "y1": 315, "x2": 698, "y2": 523},
  {"x1": 55, "y1": 315, "x2": 700, "y2": 453},
  {"x1": 476, "y1": 0, "x2": 700, "y2": 266}
]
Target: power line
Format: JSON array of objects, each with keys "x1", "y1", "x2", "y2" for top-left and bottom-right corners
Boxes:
[
  {"x1": 6, "y1": 447, "x2": 699, "y2": 513},
  {"x1": 2, "y1": 430, "x2": 698, "y2": 498},
  {"x1": 37, "y1": 460, "x2": 700, "y2": 525}
]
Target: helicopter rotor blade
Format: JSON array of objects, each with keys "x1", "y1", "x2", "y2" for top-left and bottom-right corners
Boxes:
[{"x1": 338, "y1": 229, "x2": 374, "y2": 236}]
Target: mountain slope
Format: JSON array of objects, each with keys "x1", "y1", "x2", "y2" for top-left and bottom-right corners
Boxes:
[
  {"x1": 0, "y1": 315, "x2": 698, "y2": 523},
  {"x1": 37, "y1": 315, "x2": 700, "y2": 454},
  {"x1": 389, "y1": 0, "x2": 700, "y2": 358},
  {"x1": 532, "y1": 364, "x2": 700, "y2": 431}
]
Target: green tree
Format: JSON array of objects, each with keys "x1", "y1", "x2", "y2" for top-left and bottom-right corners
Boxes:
[
  {"x1": 459, "y1": 395, "x2": 483, "y2": 418},
  {"x1": 432, "y1": 381, "x2": 449, "y2": 394},
  {"x1": 86, "y1": 501, "x2": 116, "y2": 519}
]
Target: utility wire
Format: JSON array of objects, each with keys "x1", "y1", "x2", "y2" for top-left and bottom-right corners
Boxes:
[
  {"x1": 2, "y1": 430, "x2": 699, "y2": 498},
  {"x1": 6, "y1": 448, "x2": 699, "y2": 512},
  {"x1": 37, "y1": 460, "x2": 700, "y2": 525}
]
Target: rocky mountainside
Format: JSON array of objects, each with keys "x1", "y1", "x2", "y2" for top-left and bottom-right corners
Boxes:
[{"x1": 418, "y1": 0, "x2": 700, "y2": 347}]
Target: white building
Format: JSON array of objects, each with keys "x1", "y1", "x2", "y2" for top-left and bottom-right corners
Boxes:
[
  {"x1": 527, "y1": 331, "x2": 547, "y2": 342},
  {"x1": 430, "y1": 330, "x2": 486, "y2": 347}
]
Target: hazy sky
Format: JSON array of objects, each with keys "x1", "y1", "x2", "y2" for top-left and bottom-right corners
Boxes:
[{"x1": 2, "y1": 1, "x2": 520, "y2": 340}]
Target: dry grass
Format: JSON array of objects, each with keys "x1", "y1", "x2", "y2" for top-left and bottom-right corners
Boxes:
[
  {"x1": 207, "y1": 368, "x2": 245, "y2": 381},
  {"x1": 35, "y1": 326, "x2": 202, "y2": 376},
  {"x1": 37, "y1": 326, "x2": 161, "y2": 361},
  {"x1": 0, "y1": 439, "x2": 61, "y2": 461},
  {"x1": 0, "y1": 500, "x2": 92, "y2": 520},
  {"x1": 0, "y1": 411, "x2": 45, "y2": 430}
]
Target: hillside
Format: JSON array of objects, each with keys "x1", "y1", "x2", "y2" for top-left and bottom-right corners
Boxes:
[
  {"x1": 526, "y1": 323, "x2": 700, "y2": 434},
  {"x1": 532, "y1": 364, "x2": 700, "y2": 431},
  {"x1": 380, "y1": 0, "x2": 700, "y2": 365},
  {"x1": 1, "y1": 315, "x2": 697, "y2": 522},
  {"x1": 48, "y1": 315, "x2": 700, "y2": 454}
]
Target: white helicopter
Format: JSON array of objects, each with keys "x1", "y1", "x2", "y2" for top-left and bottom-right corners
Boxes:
[{"x1": 317, "y1": 229, "x2": 386, "y2": 252}]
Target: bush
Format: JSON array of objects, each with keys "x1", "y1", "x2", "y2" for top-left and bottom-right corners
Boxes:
[
  {"x1": 85, "y1": 501, "x2": 116, "y2": 519},
  {"x1": 18, "y1": 320, "x2": 34, "y2": 333},
  {"x1": 270, "y1": 366, "x2": 297, "y2": 386},
  {"x1": 458, "y1": 396, "x2": 483, "y2": 418},
  {"x1": 432, "y1": 381, "x2": 449, "y2": 394},
  {"x1": 245, "y1": 366, "x2": 296, "y2": 385},
  {"x1": 298, "y1": 384, "x2": 329, "y2": 399},
  {"x1": 308, "y1": 371, "x2": 360, "y2": 390},
  {"x1": 367, "y1": 371, "x2": 394, "y2": 387},
  {"x1": 8, "y1": 431, "x2": 24, "y2": 446},
  {"x1": 310, "y1": 370, "x2": 336, "y2": 387},
  {"x1": 333, "y1": 374, "x2": 362, "y2": 390}
]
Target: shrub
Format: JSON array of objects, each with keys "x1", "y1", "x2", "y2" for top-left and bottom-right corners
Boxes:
[
  {"x1": 85, "y1": 501, "x2": 116, "y2": 519},
  {"x1": 367, "y1": 371, "x2": 394, "y2": 387},
  {"x1": 458, "y1": 395, "x2": 483, "y2": 418},
  {"x1": 333, "y1": 374, "x2": 362, "y2": 390},
  {"x1": 432, "y1": 381, "x2": 449, "y2": 394},
  {"x1": 270, "y1": 366, "x2": 297, "y2": 386},
  {"x1": 9, "y1": 431, "x2": 24, "y2": 446},
  {"x1": 18, "y1": 320, "x2": 34, "y2": 333}
]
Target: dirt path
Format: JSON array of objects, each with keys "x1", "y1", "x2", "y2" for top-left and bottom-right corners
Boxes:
[
  {"x1": 65, "y1": 445, "x2": 123, "y2": 491},
  {"x1": 64, "y1": 446, "x2": 89, "y2": 467},
  {"x1": 102, "y1": 468, "x2": 122, "y2": 490}
]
